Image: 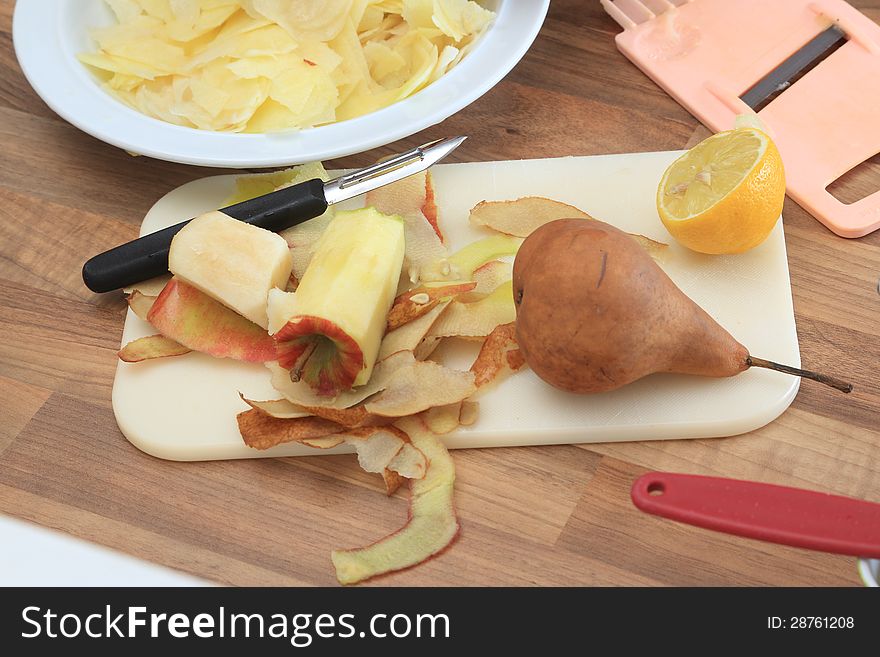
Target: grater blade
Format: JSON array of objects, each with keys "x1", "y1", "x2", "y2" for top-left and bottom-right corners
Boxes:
[{"x1": 740, "y1": 25, "x2": 848, "y2": 111}]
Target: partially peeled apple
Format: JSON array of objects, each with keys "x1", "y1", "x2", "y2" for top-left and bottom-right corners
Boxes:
[{"x1": 273, "y1": 207, "x2": 406, "y2": 396}]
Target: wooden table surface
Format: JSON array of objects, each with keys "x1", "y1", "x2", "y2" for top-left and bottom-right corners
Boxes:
[{"x1": 2, "y1": 1, "x2": 879, "y2": 587}]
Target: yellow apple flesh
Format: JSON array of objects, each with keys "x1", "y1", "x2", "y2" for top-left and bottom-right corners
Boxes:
[
  {"x1": 168, "y1": 211, "x2": 292, "y2": 329},
  {"x1": 274, "y1": 207, "x2": 405, "y2": 395}
]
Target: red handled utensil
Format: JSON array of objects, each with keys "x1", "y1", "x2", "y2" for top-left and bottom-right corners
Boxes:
[{"x1": 631, "y1": 472, "x2": 880, "y2": 558}]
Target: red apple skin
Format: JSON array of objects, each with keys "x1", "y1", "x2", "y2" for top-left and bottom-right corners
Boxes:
[
  {"x1": 146, "y1": 277, "x2": 276, "y2": 363},
  {"x1": 422, "y1": 172, "x2": 443, "y2": 243},
  {"x1": 274, "y1": 315, "x2": 364, "y2": 396}
]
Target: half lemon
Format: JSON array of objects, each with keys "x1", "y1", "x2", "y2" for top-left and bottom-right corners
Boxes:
[{"x1": 657, "y1": 127, "x2": 785, "y2": 254}]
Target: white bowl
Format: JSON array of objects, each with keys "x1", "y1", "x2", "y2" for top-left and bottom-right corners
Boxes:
[{"x1": 13, "y1": 0, "x2": 548, "y2": 168}]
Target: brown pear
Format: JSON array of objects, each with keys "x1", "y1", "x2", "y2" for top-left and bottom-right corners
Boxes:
[{"x1": 512, "y1": 218, "x2": 851, "y2": 394}]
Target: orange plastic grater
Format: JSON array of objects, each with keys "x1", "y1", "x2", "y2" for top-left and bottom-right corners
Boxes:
[{"x1": 601, "y1": 0, "x2": 880, "y2": 238}]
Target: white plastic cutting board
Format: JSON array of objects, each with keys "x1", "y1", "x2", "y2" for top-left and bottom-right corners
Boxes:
[{"x1": 112, "y1": 152, "x2": 800, "y2": 461}]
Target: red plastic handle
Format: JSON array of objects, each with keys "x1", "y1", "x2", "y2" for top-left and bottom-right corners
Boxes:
[{"x1": 631, "y1": 472, "x2": 880, "y2": 558}]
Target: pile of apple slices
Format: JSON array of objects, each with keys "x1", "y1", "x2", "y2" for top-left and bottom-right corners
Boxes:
[{"x1": 120, "y1": 162, "x2": 664, "y2": 584}]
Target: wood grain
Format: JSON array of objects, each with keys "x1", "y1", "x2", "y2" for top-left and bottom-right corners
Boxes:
[{"x1": 1, "y1": 0, "x2": 878, "y2": 586}]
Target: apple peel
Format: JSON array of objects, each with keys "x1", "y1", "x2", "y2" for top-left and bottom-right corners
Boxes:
[
  {"x1": 382, "y1": 469, "x2": 405, "y2": 496},
  {"x1": 300, "y1": 404, "x2": 391, "y2": 429},
  {"x1": 423, "y1": 398, "x2": 480, "y2": 435},
  {"x1": 378, "y1": 302, "x2": 449, "y2": 362},
  {"x1": 424, "y1": 402, "x2": 463, "y2": 435},
  {"x1": 225, "y1": 162, "x2": 331, "y2": 206},
  {"x1": 126, "y1": 291, "x2": 158, "y2": 321},
  {"x1": 291, "y1": 358, "x2": 476, "y2": 421},
  {"x1": 427, "y1": 281, "x2": 516, "y2": 339},
  {"x1": 467, "y1": 260, "x2": 513, "y2": 299},
  {"x1": 302, "y1": 435, "x2": 345, "y2": 449},
  {"x1": 387, "y1": 442, "x2": 428, "y2": 480},
  {"x1": 386, "y1": 281, "x2": 476, "y2": 332},
  {"x1": 629, "y1": 233, "x2": 669, "y2": 260},
  {"x1": 366, "y1": 170, "x2": 430, "y2": 220},
  {"x1": 470, "y1": 196, "x2": 591, "y2": 237},
  {"x1": 421, "y1": 234, "x2": 522, "y2": 283},
  {"x1": 364, "y1": 171, "x2": 444, "y2": 241},
  {"x1": 237, "y1": 410, "x2": 344, "y2": 450},
  {"x1": 402, "y1": 212, "x2": 448, "y2": 283},
  {"x1": 365, "y1": 360, "x2": 476, "y2": 418},
  {"x1": 365, "y1": 171, "x2": 447, "y2": 282},
  {"x1": 414, "y1": 335, "x2": 443, "y2": 361},
  {"x1": 266, "y1": 350, "x2": 415, "y2": 409},
  {"x1": 281, "y1": 211, "x2": 335, "y2": 282},
  {"x1": 422, "y1": 172, "x2": 442, "y2": 243},
  {"x1": 239, "y1": 394, "x2": 312, "y2": 420},
  {"x1": 147, "y1": 277, "x2": 277, "y2": 362},
  {"x1": 459, "y1": 400, "x2": 479, "y2": 426},
  {"x1": 334, "y1": 427, "x2": 429, "y2": 496},
  {"x1": 331, "y1": 417, "x2": 458, "y2": 585},
  {"x1": 123, "y1": 274, "x2": 172, "y2": 298},
  {"x1": 470, "y1": 322, "x2": 526, "y2": 389},
  {"x1": 470, "y1": 196, "x2": 668, "y2": 259},
  {"x1": 118, "y1": 335, "x2": 191, "y2": 363},
  {"x1": 341, "y1": 426, "x2": 417, "y2": 475}
]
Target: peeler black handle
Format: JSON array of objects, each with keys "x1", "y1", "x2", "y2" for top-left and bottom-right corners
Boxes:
[{"x1": 82, "y1": 178, "x2": 328, "y2": 293}]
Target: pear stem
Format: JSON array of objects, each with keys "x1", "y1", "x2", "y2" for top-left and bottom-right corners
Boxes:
[{"x1": 746, "y1": 356, "x2": 853, "y2": 394}]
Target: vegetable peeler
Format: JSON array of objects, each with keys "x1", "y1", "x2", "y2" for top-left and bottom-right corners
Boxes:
[
  {"x1": 632, "y1": 471, "x2": 880, "y2": 560},
  {"x1": 81, "y1": 136, "x2": 466, "y2": 293},
  {"x1": 602, "y1": 0, "x2": 880, "y2": 238}
]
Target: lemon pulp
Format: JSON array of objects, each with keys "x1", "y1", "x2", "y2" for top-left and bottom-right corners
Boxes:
[{"x1": 661, "y1": 130, "x2": 764, "y2": 220}]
